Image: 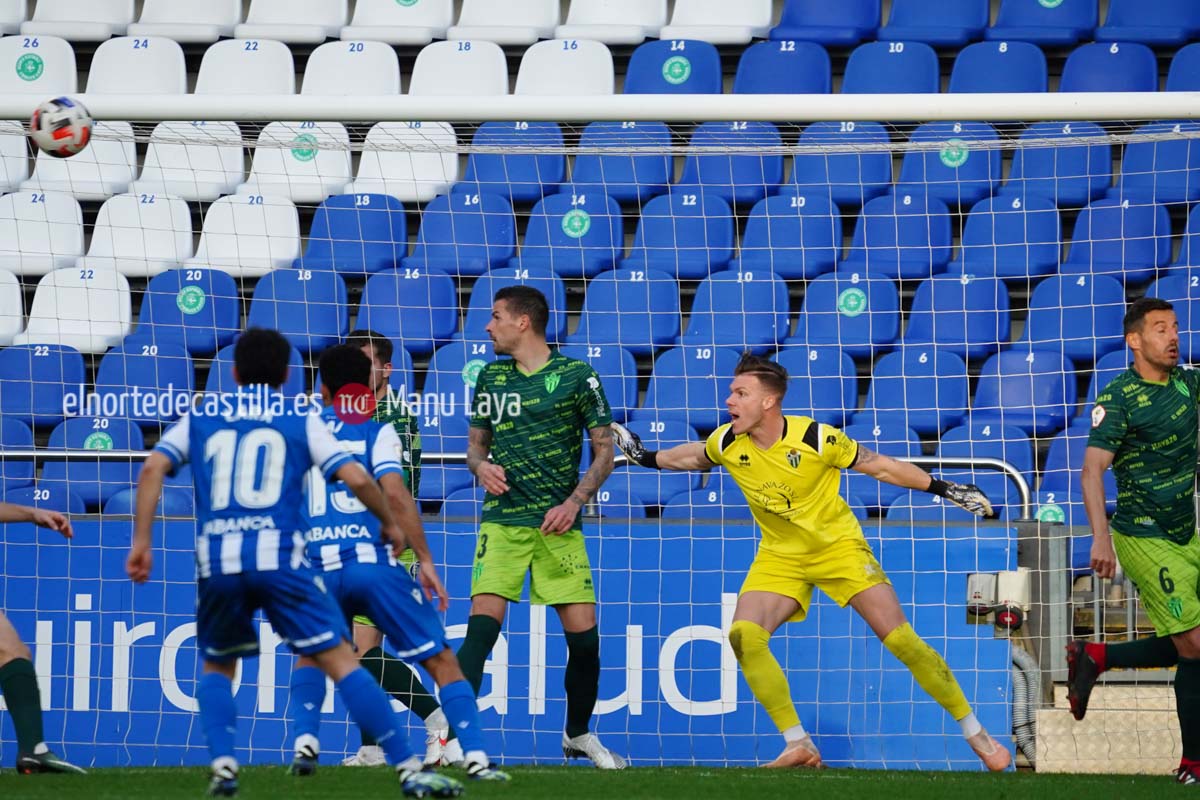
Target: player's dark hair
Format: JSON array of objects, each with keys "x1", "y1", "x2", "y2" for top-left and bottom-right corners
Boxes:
[
  {"x1": 1124, "y1": 297, "x2": 1175, "y2": 335},
  {"x1": 319, "y1": 344, "x2": 372, "y2": 397},
  {"x1": 495, "y1": 285, "x2": 549, "y2": 336},
  {"x1": 734, "y1": 352, "x2": 789, "y2": 399},
  {"x1": 345, "y1": 328, "x2": 393, "y2": 364},
  {"x1": 233, "y1": 327, "x2": 291, "y2": 387}
]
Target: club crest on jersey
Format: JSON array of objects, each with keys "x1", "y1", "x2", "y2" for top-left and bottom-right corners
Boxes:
[
  {"x1": 1091, "y1": 404, "x2": 1106, "y2": 428},
  {"x1": 786, "y1": 449, "x2": 801, "y2": 469},
  {"x1": 544, "y1": 372, "x2": 561, "y2": 394}
]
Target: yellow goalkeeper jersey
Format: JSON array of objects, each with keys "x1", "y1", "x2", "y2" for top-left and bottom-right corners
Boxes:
[{"x1": 704, "y1": 415, "x2": 865, "y2": 557}]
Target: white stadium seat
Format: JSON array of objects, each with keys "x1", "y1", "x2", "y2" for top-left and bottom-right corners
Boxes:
[
  {"x1": 0, "y1": 190, "x2": 82, "y2": 277},
  {"x1": 0, "y1": 268, "x2": 23, "y2": 346},
  {"x1": 20, "y1": 0, "x2": 133, "y2": 41},
  {"x1": 21, "y1": 121, "x2": 136, "y2": 202},
  {"x1": 0, "y1": 34, "x2": 76, "y2": 94},
  {"x1": 127, "y1": 0, "x2": 241, "y2": 44},
  {"x1": 234, "y1": 0, "x2": 347, "y2": 45},
  {"x1": 236, "y1": 122, "x2": 352, "y2": 204},
  {"x1": 658, "y1": 0, "x2": 774, "y2": 44},
  {"x1": 447, "y1": 0, "x2": 560, "y2": 45},
  {"x1": 184, "y1": 194, "x2": 301, "y2": 278},
  {"x1": 195, "y1": 38, "x2": 295, "y2": 95},
  {"x1": 340, "y1": 0, "x2": 454, "y2": 46},
  {"x1": 129, "y1": 121, "x2": 245, "y2": 203},
  {"x1": 0, "y1": 0, "x2": 27, "y2": 35},
  {"x1": 0, "y1": 121, "x2": 30, "y2": 192},
  {"x1": 13, "y1": 267, "x2": 132, "y2": 353},
  {"x1": 85, "y1": 36, "x2": 186, "y2": 94},
  {"x1": 555, "y1": 0, "x2": 667, "y2": 45},
  {"x1": 347, "y1": 122, "x2": 459, "y2": 204},
  {"x1": 76, "y1": 193, "x2": 193, "y2": 278},
  {"x1": 515, "y1": 39, "x2": 615, "y2": 95},
  {"x1": 302, "y1": 40, "x2": 400, "y2": 95},
  {"x1": 409, "y1": 40, "x2": 508, "y2": 95}
]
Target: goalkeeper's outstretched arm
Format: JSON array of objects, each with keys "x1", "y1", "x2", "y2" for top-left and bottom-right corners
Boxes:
[
  {"x1": 853, "y1": 447, "x2": 993, "y2": 518},
  {"x1": 611, "y1": 421, "x2": 713, "y2": 471}
]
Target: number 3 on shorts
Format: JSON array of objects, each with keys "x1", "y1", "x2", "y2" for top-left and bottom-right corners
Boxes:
[{"x1": 476, "y1": 532, "x2": 488, "y2": 559}]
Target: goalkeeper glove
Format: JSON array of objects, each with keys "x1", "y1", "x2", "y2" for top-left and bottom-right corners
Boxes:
[
  {"x1": 927, "y1": 478, "x2": 994, "y2": 518},
  {"x1": 611, "y1": 421, "x2": 660, "y2": 469}
]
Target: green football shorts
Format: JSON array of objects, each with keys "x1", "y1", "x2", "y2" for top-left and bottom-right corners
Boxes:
[
  {"x1": 352, "y1": 549, "x2": 419, "y2": 627},
  {"x1": 1113, "y1": 529, "x2": 1200, "y2": 636},
  {"x1": 470, "y1": 522, "x2": 596, "y2": 605}
]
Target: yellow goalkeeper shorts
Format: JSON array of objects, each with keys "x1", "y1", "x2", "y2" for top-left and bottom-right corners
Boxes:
[{"x1": 740, "y1": 536, "x2": 890, "y2": 623}]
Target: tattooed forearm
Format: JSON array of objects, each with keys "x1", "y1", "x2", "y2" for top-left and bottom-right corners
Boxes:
[
  {"x1": 570, "y1": 426, "x2": 614, "y2": 506},
  {"x1": 466, "y1": 427, "x2": 493, "y2": 475}
]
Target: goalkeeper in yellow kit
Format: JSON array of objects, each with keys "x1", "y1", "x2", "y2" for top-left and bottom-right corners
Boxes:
[{"x1": 613, "y1": 353, "x2": 1011, "y2": 771}]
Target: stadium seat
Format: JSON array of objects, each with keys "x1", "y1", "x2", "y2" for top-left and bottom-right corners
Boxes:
[
  {"x1": 619, "y1": 191, "x2": 734, "y2": 280},
  {"x1": 840, "y1": 192, "x2": 952, "y2": 281},
  {"x1": 852, "y1": 348, "x2": 968, "y2": 436},
  {"x1": 347, "y1": 122, "x2": 459, "y2": 204},
  {"x1": 842, "y1": 41, "x2": 939, "y2": 94},
  {"x1": 787, "y1": 121, "x2": 892, "y2": 208},
  {"x1": 0, "y1": 343, "x2": 83, "y2": 426},
  {"x1": 21, "y1": 121, "x2": 136, "y2": 201},
  {"x1": 41, "y1": 417, "x2": 143, "y2": 509},
  {"x1": 400, "y1": 192, "x2": 515, "y2": 279},
  {"x1": 447, "y1": 0, "x2": 559, "y2": 45},
  {"x1": 566, "y1": 268, "x2": 680, "y2": 358},
  {"x1": 878, "y1": 0, "x2": 989, "y2": 46},
  {"x1": 1030, "y1": 490, "x2": 1089, "y2": 531},
  {"x1": 658, "y1": 0, "x2": 773, "y2": 44},
  {"x1": 785, "y1": 271, "x2": 900, "y2": 361},
  {"x1": 676, "y1": 122, "x2": 783, "y2": 207},
  {"x1": 246, "y1": 269, "x2": 349, "y2": 355},
  {"x1": 184, "y1": 194, "x2": 301, "y2": 278},
  {"x1": 0, "y1": 34, "x2": 75, "y2": 94},
  {"x1": 460, "y1": 122, "x2": 565, "y2": 204},
  {"x1": 206, "y1": 340, "x2": 306, "y2": 396},
  {"x1": 512, "y1": 191, "x2": 621, "y2": 279},
  {"x1": 947, "y1": 194, "x2": 1061, "y2": 283},
  {"x1": 896, "y1": 121, "x2": 1001, "y2": 208},
  {"x1": 20, "y1": 0, "x2": 132, "y2": 41},
  {"x1": 128, "y1": 121, "x2": 245, "y2": 203},
  {"x1": 970, "y1": 348, "x2": 1076, "y2": 436},
  {"x1": 0, "y1": 1, "x2": 24, "y2": 35},
  {"x1": 591, "y1": 486, "x2": 648, "y2": 519},
  {"x1": 236, "y1": 122, "x2": 352, "y2": 204},
  {"x1": 570, "y1": 121, "x2": 671, "y2": 205},
  {"x1": 1171, "y1": 204, "x2": 1200, "y2": 271},
  {"x1": 408, "y1": 40, "x2": 508, "y2": 95},
  {"x1": 461, "y1": 266, "x2": 566, "y2": 342},
  {"x1": 294, "y1": 193, "x2": 406, "y2": 276},
  {"x1": 1084, "y1": 349, "x2": 1130, "y2": 410},
  {"x1": 76, "y1": 192, "x2": 192, "y2": 278},
  {"x1": 662, "y1": 486, "x2": 754, "y2": 522},
  {"x1": 733, "y1": 40, "x2": 830, "y2": 94},
  {"x1": 624, "y1": 39, "x2": 721, "y2": 94},
  {"x1": 902, "y1": 275, "x2": 1010, "y2": 361},
  {"x1": 422, "y1": 337, "x2": 495, "y2": 415},
  {"x1": 769, "y1": 0, "x2": 880, "y2": 46},
  {"x1": 729, "y1": 194, "x2": 840, "y2": 281},
  {"x1": 357, "y1": 268, "x2": 457, "y2": 357},
  {"x1": 85, "y1": 35, "x2": 185, "y2": 93},
  {"x1": 0, "y1": 268, "x2": 22, "y2": 345},
  {"x1": 234, "y1": 0, "x2": 346, "y2": 44},
  {"x1": 1114, "y1": 121, "x2": 1200, "y2": 206},
  {"x1": 1041, "y1": 422, "x2": 1118, "y2": 503},
  {"x1": 681, "y1": 271, "x2": 789, "y2": 355},
  {"x1": 94, "y1": 340, "x2": 194, "y2": 428},
  {"x1": 558, "y1": 344, "x2": 637, "y2": 423},
  {"x1": 774, "y1": 346, "x2": 856, "y2": 427},
  {"x1": 341, "y1": 0, "x2": 453, "y2": 46},
  {"x1": 1145, "y1": 273, "x2": 1200, "y2": 361},
  {"x1": 604, "y1": 419, "x2": 699, "y2": 505},
  {"x1": 128, "y1": 0, "x2": 241, "y2": 43},
  {"x1": 1095, "y1": 0, "x2": 1200, "y2": 46},
  {"x1": 885, "y1": 490, "x2": 1001, "y2": 524},
  {"x1": 555, "y1": 0, "x2": 665, "y2": 45},
  {"x1": 439, "y1": 487, "x2": 483, "y2": 520},
  {"x1": 0, "y1": 417, "x2": 32, "y2": 493},
  {"x1": 302, "y1": 39, "x2": 400, "y2": 95},
  {"x1": 937, "y1": 422, "x2": 1035, "y2": 519},
  {"x1": 0, "y1": 190, "x2": 82, "y2": 276},
  {"x1": 1000, "y1": 121, "x2": 1111, "y2": 208},
  {"x1": 1061, "y1": 196, "x2": 1170, "y2": 285},
  {"x1": 949, "y1": 41, "x2": 1048, "y2": 93},
  {"x1": 13, "y1": 268, "x2": 131, "y2": 353},
  {"x1": 1168, "y1": 43, "x2": 1200, "y2": 91},
  {"x1": 986, "y1": 0, "x2": 1095, "y2": 45},
  {"x1": 104, "y1": 485, "x2": 194, "y2": 516},
  {"x1": 515, "y1": 39, "x2": 614, "y2": 95},
  {"x1": 134, "y1": 268, "x2": 240, "y2": 356},
  {"x1": 635, "y1": 346, "x2": 741, "y2": 433},
  {"x1": 1020, "y1": 274, "x2": 1126, "y2": 365},
  {"x1": 1059, "y1": 42, "x2": 1158, "y2": 93},
  {"x1": 4, "y1": 484, "x2": 83, "y2": 514},
  {"x1": 194, "y1": 38, "x2": 295, "y2": 95},
  {"x1": 0, "y1": 121, "x2": 27, "y2": 193},
  {"x1": 842, "y1": 421, "x2": 921, "y2": 511}
]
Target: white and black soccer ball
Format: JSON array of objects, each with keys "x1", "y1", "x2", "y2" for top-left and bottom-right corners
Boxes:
[{"x1": 28, "y1": 96, "x2": 92, "y2": 158}]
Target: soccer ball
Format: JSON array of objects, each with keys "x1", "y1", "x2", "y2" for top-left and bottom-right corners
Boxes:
[{"x1": 29, "y1": 96, "x2": 92, "y2": 158}]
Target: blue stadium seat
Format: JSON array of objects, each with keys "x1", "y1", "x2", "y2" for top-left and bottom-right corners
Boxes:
[
  {"x1": 733, "y1": 40, "x2": 830, "y2": 94},
  {"x1": 293, "y1": 193, "x2": 406, "y2": 276},
  {"x1": 207, "y1": 341, "x2": 306, "y2": 397},
  {"x1": 878, "y1": 0, "x2": 989, "y2": 46},
  {"x1": 842, "y1": 41, "x2": 939, "y2": 94},
  {"x1": 1059, "y1": 42, "x2": 1158, "y2": 93},
  {"x1": 558, "y1": 344, "x2": 637, "y2": 423},
  {"x1": 1167, "y1": 43, "x2": 1200, "y2": 91},
  {"x1": 842, "y1": 421, "x2": 920, "y2": 511},
  {"x1": 0, "y1": 417, "x2": 33, "y2": 494},
  {"x1": 680, "y1": 271, "x2": 789, "y2": 355},
  {"x1": 937, "y1": 422, "x2": 1035, "y2": 516},
  {"x1": 511, "y1": 191, "x2": 621, "y2": 279},
  {"x1": 400, "y1": 192, "x2": 515, "y2": 279},
  {"x1": 662, "y1": 485, "x2": 754, "y2": 522},
  {"x1": 41, "y1": 417, "x2": 143, "y2": 509},
  {"x1": 94, "y1": 340, "x2": 194, "y2": 429},
  {"x1": 676, "y1": 121, "x2": 784, "y2": 207},
  {"x1": 634, "y1": 345, "x2": 741, "y2": 433},
  {"x1": 896, "y1": 121, "x2": 1002, "y2": 208},
  {"x1": 4, "y1": 485, "x2": 85, "y2": 514},
  {"x1": 246, "y1": 268, "x2": 349, "y2": 354},
  {"x1": 840, "y1": 192, "x2": 953, "y2": 281},
  {"x1": 985, "y1": 0, "x2": 1097, "y2": 46},
  {"x1": 566, "y1": 268, "x2": 680, "y2": 358},
  {"x1": 462, "y1": 266, "x2": 566, "y2": 343},
  {"x1": 787, "y1": 121, "x2": 892, "y2": 208},
  {"x1": 1000, "y1": 121, "x2": 1112, "y2": 208},
  {"x1": 357, "y1": 268, "x2": 457, "y2": 357},
  {"x1": 591, "y1": 485, "x2": 647, "y2": 519},
  {"x1": 852, "y1": 347, "x2": 969, "y2": 436},
  {"x1": 570, "y1": 121, "x2": 671, "y2": 205},
  {"x1": 1084, "y1": 349, "x2": 1130, "y2": 411},
  {"x1": 785, "y1": 272, "x2": 900, "y2": 361},
  {"x1": 0, "y1": 344, "x2": 85, "y2": 426},
  {"x1": 624, "y1": 39, "x2": 721, "y2": 94},
  {"x1": 902, "y1": 275, "x2": 1009, "y2": 361},
  {"x1": 769, "y1": 0, "x2": 880, "y2": 46},
  {"x1": 1145, "y1": 273, "x2": 1200, "y2": 361},
  {"x1": 1114, "y1": 122, "x2": 1200, "y2": 206},
  {"x1": 103, "y1": 485, "x2": 194, "y2": 516},
  {"x1": 440, "y1": 487, "x2": 482, "y2": 520},
  {"x1": 135, "y1": 268, "x2": 240, "y2": 356},
  {"x1": 1171, "y1": 203, "x2": 1200, "y2": 270},
  {"x1": 461, "y1": 122, "x2": 565, "y2": 204},
  {"x1": 1031, "y1": 490, "x2": 1089, "y2": 528},
  {"x1": 729, "y1": 194, "x2": 840, "y2": 281},
  {"x1": 1020, "y1": 274, "x2": 1126, "y2": 365},
  {"x1": 602, "y1": 419, "x2": 699, "y2": 505},
  {"x1": 971, "y1": 348, "x2": 1076, "y2": 436},
  {"x1": 1061, "y1": 197, "x2": 1170, "y2": 285},
  {"x1": 422, "y1": 338, "x2": 495, "y2": 421},
  {"x1": 1041, "y1": 422, "x2": 1118, "y2": 505},
  {"x1": 619, "y1": 191, "x2": 734, "y2": 280},
  {"x1": 947, "y1": 194, "x2": 1060, "y2": 282},
  {"x1": 1095, "y1": 0, "x2": 1200, "y2": 46},
  {"x1": 949, "y1": 41, "x2": 1048, "y2": 93},
  {"x1": 417, "y1": 414, "x2": 473, "y2": 504},
  {"x1": 774, "y1": 346, "x2": 856, "y2": 427}
]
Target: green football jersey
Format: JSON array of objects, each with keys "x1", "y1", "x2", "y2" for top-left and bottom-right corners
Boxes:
[
  {"x1": 374, "y1": 391, "x2": 421, "y2": 496},
  {"x1": 1088, "y1": 366, "x2": 1200, "y2": 545},
  {"x1": 470, "y1": 350, "x2": 612, "y2": 527}
]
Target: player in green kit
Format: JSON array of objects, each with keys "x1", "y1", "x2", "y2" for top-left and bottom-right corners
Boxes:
[
  {"x1": 458, "y1": 286, "x2": 625, "y2": 768},
  {"x1": 1069, "y1": 298, "x2": 1200, "y2": 784}
]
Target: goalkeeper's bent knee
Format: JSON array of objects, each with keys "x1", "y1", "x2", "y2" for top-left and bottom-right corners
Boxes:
[
  {"x1": 883, "y1": 623, "x2": 972, "y2": 720},
  {"x1": 728, "y1": 620, "x2": 801, "y2": 733}
]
